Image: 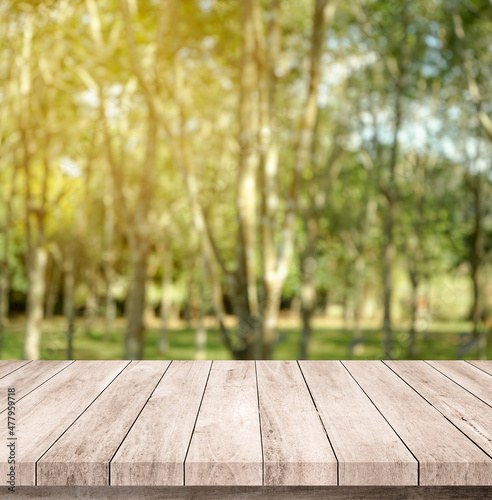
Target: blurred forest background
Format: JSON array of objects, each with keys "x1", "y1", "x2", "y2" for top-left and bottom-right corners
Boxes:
[{"x1": 0, "y1": 0, "x2": 491, "y2": 361}]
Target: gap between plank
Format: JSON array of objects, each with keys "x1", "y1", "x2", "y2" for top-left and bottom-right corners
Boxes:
[
  {"x1": 464, "y1": 360, "x2": 492, "y2": 379},
  {"x1": 296, "y1": 360, "x2": 339, "y2": 486},
  {"x1": 182, "y1": 360, "x2": 213, "y2": 486},
  {"x1": 107, "y1": 360, "x2": 175, "y2": 485},
  {"x1": 34, "y1": 360, "x2": 132, "y2": 485},
  {"x1": 0, "y1": 360, "x2": 33, "y2": 381},
  {"x1": 254, "y1": 361, "x2": 265, "y2": 486},
  {"x1": 340, "y1": 360, "x2": 421, "y2": 486}
]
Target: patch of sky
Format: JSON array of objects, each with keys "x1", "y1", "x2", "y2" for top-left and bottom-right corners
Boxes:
[
  {"x1": 124, "y1": 136, "x2": 139, "y2": 152},
  {"x1": 59, "y1": 157, "x2": 81, "y2": 177},
  {"x1": 447, "y1": 105, "x2": 461, "y2": 120},
  {"x1": 79, "y1": 89, "x2": 99, "y2": 109},
  {"x1": 108, "y1": 83, "x2": 124, "y2": 97},
  {"x1": 425, "y1": 35, "x2": 442, "y2": 50},
  {"x1": 185, "y1": 118, "x2": 199, "y2": 133},
  {"x1": 421, "y1": 64, "x2": 439, "y2": 78},
  {"x1": 345, "y1": 132, "x2": 363, "y2": 152},
  {"x1": 199, "y1": 0, "x2": 215, "y2": 14},
  {"x1": 202, "y1": 36, "x2": 216, "y2": 51}
]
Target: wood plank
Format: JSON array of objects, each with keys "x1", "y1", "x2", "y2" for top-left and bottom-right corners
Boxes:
[
  {"x1": 467, "y1": 360, "x2": 492, "y2": 377},
  {"x1": 0, "y1": 360, "x2": 32, "y2": 379},
  {"x1": 11, "y1": 486, "x2": 492, "y2": 500},
  {"x1": 299, "y1": 361, "x2": 417, "y2": 486},
  {"x1": 111, "y1": 360, "x2": 211, "y2": 486},
  {"x1": 185, "y1": 361, "x2": 262, "y2": 486},
  {"x1": 386, "y1": 361, "x2": 492, "y2": 458},
  {"x1": 426, "y1": 361, "x2": 492, "y2": 406},
  {"x1": 343, "y1": 361, "x2": 492, "y2": 486},
  {"x1": 0, "y1": 360, "x2": 129, "y2": 486},
  {"x1": 0, "y1": 360, "x2": 73, "y2": 411},
  {"x1": 37, "y1": 360, "x2": 171, "y2": 486},
  {"x1": 256, "y1": 361, "x2": 337, "y2": 486}
]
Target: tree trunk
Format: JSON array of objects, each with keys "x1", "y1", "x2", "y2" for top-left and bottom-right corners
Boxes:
[
  {"x1": 84, "y1": 268, "x2": 97, "y2": 336},
  {"x1": 300, "y1": 276, "x2": 316, "y2": 361},
  {"x1": 381, "y1": 85, "x2": 402, "y2": 359},
  {"x1": 382, "y1": 207, "x2": 395, "y2": 359},
  {"x1": 194, "y1": 266, "x2": 207, "y2": 360},
  {"x1": 0, "y1": 165, "x2": 18, "y2": 353},
  {"x1": 0, "y1": 278, "x2": 9, "y2": 326},
  {"x1": 158, "y1": 244, "x2": 172, "y2": 355},
  {"x1": 124, "y1": 240, "x2": 148, "y2": 360},
  {"x1": 408, "y1": 270, "x2": 418, "y2": 359},
  {"x1": 350, "y1": 255, "x2": 365, "y2": 357},
  {"x1": 236, "y1": 0, "x2": 260, "y2": 357},
  {"x1": 299, "y1": 217, "x2": 318, "y2": 360},
  {"x1": 103, "y1": 171, "x2": 116, "y2": 341},
  {"x1": 261, "y1": 0, "x2": 335, "y2": 360},
  {"x1": 0, "y1": 256, "x2": 10, "y2": 355},
  {"x1": 470, "y1": 175, "x2": 486, "y2": 359},
  {"x1": 63, "y1": 253, "x2": 75, "y2": 360},
  {"x1": 104, "y1": 292, "x2": 116, "y2": 342},
  {"x1": 45, "y1": 259, "x2": 61, "y2": 319},
  {"x1": 167, "y1": 0, "x2": 336, "y2": 360},
  {"x1": 225, "y1": 269, "x2": 261, "y2": 359},
  {"x1": 24, "y1": 245, "x2": 48, "y2": 360},
  {"x1": 261, "y1": 281, "x2": 282, "y2": 360},
  {"x1": 324, "y1": 290, "x2": 331, "y2": 316}
]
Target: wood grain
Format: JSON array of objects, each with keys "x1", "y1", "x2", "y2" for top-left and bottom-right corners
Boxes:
[
  {"x1": 257, "y1": 361, "x2": 337, "y2": 486},
  {"x1": 37, "y1": 361, "x2": 170, "y2": 486},
  {"x1": 426, "y1": 361, "x2": 492, "y2": 406},
  {"x1": 386, "y1": 361, "x2": 492, "y2": 458},
  {"x1": 300, "y1": 360, "x2": 417, "y2": 486},
  {"x1": 343, "y1": 361, "x2": 492, "y2": 486},
  {"x1": 0, "y1": 360, "x2": 73, "y2": 411},
  {"x1": 3, "y1": 360, "x2": 492, "y2": 490},
  {"x1": 0, "y1": 360, "x2": 32, "y2": 379},
  {"x1": 111, "y1": 360, "x2": 211, "y2": 486},
  {"x1": 185, "y1": 361, "x2": 263, "y2": 486},
  {"x1": 0, "y1": 360, "x2": 129, "y2": 486}
]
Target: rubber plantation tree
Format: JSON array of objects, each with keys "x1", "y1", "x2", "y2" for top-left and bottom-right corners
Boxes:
[
  {"x1": 354, "y1": 0, "x2": 432, "y2": 358},
  {"x1": 6, "y1": 5, "x2": 62, "y2": 360},
  {"x1": 297, "y1": 110, "x2": 345, "y2": 360},
  {"x1": 76, "y1": 0, "x2": 162, "y2": 359},
  {"x1": 172, "y1": 0, "x2": 340, "y2": 359},
  {"x1": 443, "y1": 0, "x2": 492, "y2": 357}
]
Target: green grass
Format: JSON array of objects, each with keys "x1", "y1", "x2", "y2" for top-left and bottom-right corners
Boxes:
[{"x1": 1, "y1": 318, "x2": 490, "y2": 360}]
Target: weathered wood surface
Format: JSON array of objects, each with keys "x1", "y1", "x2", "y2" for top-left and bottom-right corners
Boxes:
[
  {"x1": 467, "y1": 360, "x2": 492, "y2": 376},
  {"x1": 257, "y1": 360, "x2": 337, "y2": 485},
  {"x1": 299, "y1": 361, "x2": 417, "y2": 486},
  {"x1": 0, "y1": 360, "x2": 491, "y2": 489},
  {"x1": 185, "y1": 361, "x2": 263, "y2": 486},
  {"x1": 0, "y1": 360, "x2": 73, "y2": 411},
  {"x1": 0, "y1": 360, "x2": 32, "y2": 379},
  {"x1": 385, "y1": 361, "x2": 492, "y2": 458},
  {"x1": 0, "y1": 360, "x2": 129, "y2": 486},
  {"x1": 111, "y1": 360, "x2": 210, "y2": 486},
  {"x1": 427, "y1": 360, "x2": 492, "y2": 405},
  {"x1": 343, "y1": 361, "x2": 492, "y2": 486},
  {"x1": 37, "y1": 361, "x2": 171, "y2": 486}
]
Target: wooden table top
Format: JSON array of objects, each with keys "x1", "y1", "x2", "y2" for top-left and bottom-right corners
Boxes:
[{"x1": 1, "y1": 360, "x2": 491, "y2": 488}]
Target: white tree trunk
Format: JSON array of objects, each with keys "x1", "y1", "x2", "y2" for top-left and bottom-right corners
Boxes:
[{"x1": 24, "y1": 246, "x2": 48, "y2": 360}]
